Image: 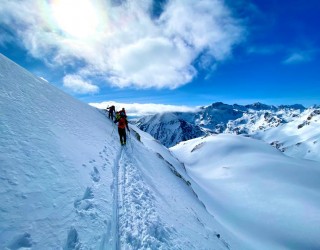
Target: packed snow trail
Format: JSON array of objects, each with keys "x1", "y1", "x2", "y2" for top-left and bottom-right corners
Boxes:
[
  {"x1": 118, "y1": 146, "x2": 172, "y2": 249},
  {"x1": 111, "y1": 144, "x2": 122, "y2": 250},
  {"x1": 109, "y1": 128, "x2": 246, "y2": 250}
]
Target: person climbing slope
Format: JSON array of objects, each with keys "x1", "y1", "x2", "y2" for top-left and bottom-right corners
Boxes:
[
  {"x1": 107, "y1": 105, "x2": 115, "y2": 120},
  {"x1": 114, "y1": 111, "x2": 130, "y2": 145}
]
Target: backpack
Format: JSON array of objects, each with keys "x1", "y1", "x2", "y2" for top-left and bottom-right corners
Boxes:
[{"x1": 118, "y1": 117, "x2": 126, "y2": 129}]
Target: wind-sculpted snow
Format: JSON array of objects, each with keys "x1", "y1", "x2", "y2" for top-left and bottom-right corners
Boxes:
[
  {"x1": 0, "y1": 53, "x2": 247, "y2": 249},
  {"x1": 171, "y1": 134, "x2": 320, "y2": 249}
]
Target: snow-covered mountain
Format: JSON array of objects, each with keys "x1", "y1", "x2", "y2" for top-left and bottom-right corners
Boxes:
[
  {"x1": 0, "y1": 53, "x2": 247, "y2": 249},
  {"x1": 254, "y1": 107, "x2": 320, "y2": 162},
  {"x1": 224, "y1": 105, "x2": 304, "y2": 135},
  {"x1": 135, "y1": 102, "x2": 307, "y2": 147},
  {"x1": 171, "y1": 134, "x2": 320, "y2": 250},
  {"x1": 135, "y1": 102, "x2": 247, "y2": 147},
  {"x1": 136, "y1": 112, "x2": 205, "y2": 147}
]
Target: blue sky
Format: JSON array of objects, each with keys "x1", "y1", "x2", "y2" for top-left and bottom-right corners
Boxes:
[{"x1": 0, "y1": 0, "x2": 319, "y2": 109}]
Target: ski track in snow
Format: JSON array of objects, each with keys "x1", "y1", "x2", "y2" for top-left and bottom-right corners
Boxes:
[
  {"x1": 71, "y1": 130, "x2": 219, "y2": 250},
  {"x1": 118, "y1": 146, "x2": 174, "y2": 250},
  {"x1": 76, "y1": 134, "x2": 175, "y2": 250},
  {"x1": 112, "y1": 146, "x2": 122, "y2": 250}
]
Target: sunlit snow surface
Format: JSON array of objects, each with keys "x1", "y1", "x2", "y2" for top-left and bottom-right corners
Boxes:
[
  {"x1": 0, "y1": 54, "x2": 247, "y2": 249},
  {"x1": 254, "y1": 108, "x2": 320, "y2": 162},
  {"x1": 171, "y1": 134, "x2": 320, "y2": 249}
]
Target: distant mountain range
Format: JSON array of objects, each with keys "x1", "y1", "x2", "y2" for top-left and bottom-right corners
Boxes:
[
  {"x1": 135, "y1": 112, "x2": 205, "y2": 148},
  {"x1": 135, "y1": 102, "x2": 320, "y2": 162}
]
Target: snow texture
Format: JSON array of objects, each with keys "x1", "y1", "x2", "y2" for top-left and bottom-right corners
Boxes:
[
  {"x1": 0, "y1": 53, "x2": 245, "y2": 249},
  {"x1": 171, "y1": 134, "x2": 320, "y2": 249},
  {"x1": 254, "y1": 107, "x2": 320, "y2": 162}
]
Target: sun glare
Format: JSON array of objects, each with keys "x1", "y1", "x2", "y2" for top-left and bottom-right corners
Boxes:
[{"x1": 51, "y1": 0, "x2": 100, "y2": 38}]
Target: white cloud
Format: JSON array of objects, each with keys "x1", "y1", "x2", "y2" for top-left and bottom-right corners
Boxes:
[
  {"x1": 89, "y1": 101, "x2": 198, "y2": 117},
  {"x1": 0, "y1": 0, "x2": 244, "y2": 90},
  {"x1": 63, "y1": 75, "x2": 99, "y2": 94},
  {"x1": 283, "y1": 51, "x2": 313, "y2": 64}
]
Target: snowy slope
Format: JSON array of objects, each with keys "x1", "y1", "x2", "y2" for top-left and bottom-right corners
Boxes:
[
  {"x1": 0, "y1": 53, "x2": 117, "y2": 249},
  {"x1": 255, "y1": 107, "x2": 320, "y2": 162},
  {"x1": 0, "y1": 53, "x2": 248, "y2": 249},
  {"x1": 171, "y1": 134, "x2": 320, "y2": 250}
]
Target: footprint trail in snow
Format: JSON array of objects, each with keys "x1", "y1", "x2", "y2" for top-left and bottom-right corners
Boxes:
[{"x1": 117, "y1": 147, "x2": 174, "y2": 249}]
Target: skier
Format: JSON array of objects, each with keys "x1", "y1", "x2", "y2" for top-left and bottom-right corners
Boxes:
[
  {"x1": 114, "y1": 111, "x2": 130, "y2": 145},
  {"x1": 107, "y1": 105, "x2": 115, "y2": 120}
]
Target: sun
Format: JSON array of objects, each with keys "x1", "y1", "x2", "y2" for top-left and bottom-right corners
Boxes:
[{"x1": 51, "y1": 0, "x2": 100, "y2": 38}]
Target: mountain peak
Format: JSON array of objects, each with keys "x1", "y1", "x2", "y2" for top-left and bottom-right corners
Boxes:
[{"x1": 245, "y1": 102, "x2": 276, "y2": 111}]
